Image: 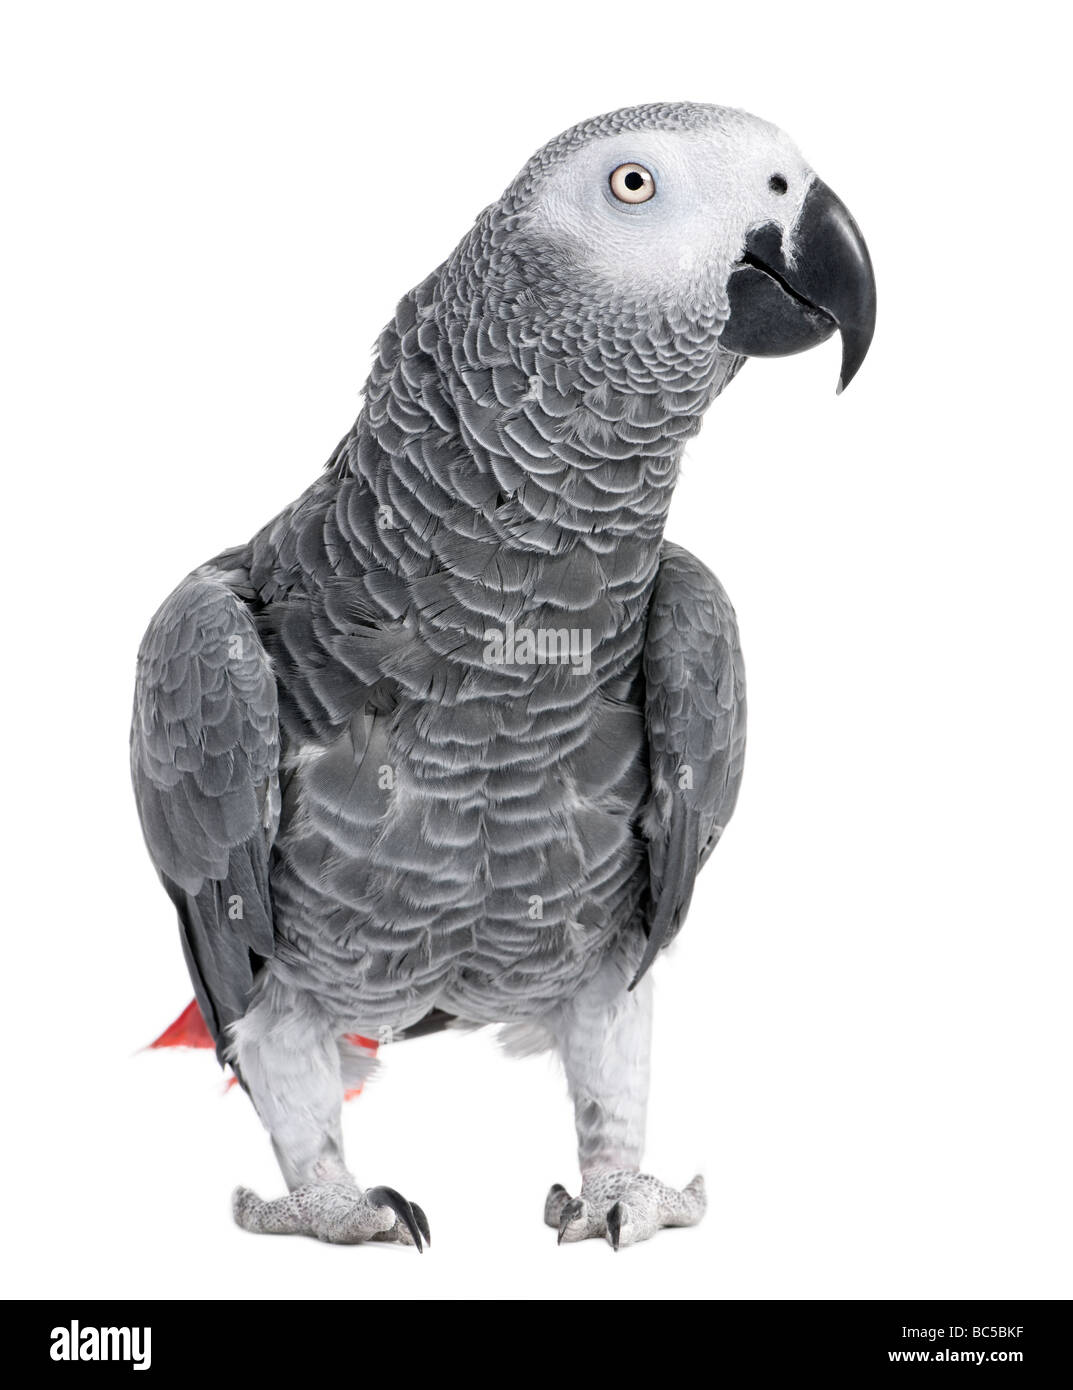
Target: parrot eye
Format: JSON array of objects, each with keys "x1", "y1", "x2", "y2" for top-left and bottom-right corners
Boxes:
[
  {"x1": 769, "y1": 174, "x2": 788, "y2": 194},
  {"x1": 609, "y1": 163, "x2": 655, "y2": 204}
]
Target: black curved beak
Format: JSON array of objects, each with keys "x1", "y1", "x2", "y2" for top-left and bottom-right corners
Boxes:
[{"x1": 720, "y1": 178, "x2": 876, "y2": 393}]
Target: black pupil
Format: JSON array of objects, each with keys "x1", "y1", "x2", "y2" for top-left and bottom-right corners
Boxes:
[
  {"x1": 769, "y1": 174, "x2": 788, "y2": 194},
  {"x1": 623, "y1": 170, "x2": 645, "y2": 191}
]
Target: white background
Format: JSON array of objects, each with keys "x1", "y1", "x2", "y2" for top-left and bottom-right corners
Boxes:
[{"x1": 2, "y1": 0, "x2": 1069, "y2": 1301}]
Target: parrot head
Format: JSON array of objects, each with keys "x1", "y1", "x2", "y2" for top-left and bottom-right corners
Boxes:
[{"x1": 482, "y1": 103, "x2": 876, "y2": 393}]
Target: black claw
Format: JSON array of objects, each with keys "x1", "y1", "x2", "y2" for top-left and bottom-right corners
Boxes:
[
  {"x1": 557, "y1": 1197, "x2": 584, "y2": 1246},
  {"x1": 367, "y1": 1185, "x2": 424, "y2": 1253},
  {"x1": 410, "y1": 1200, "x2": 431, "y2": 1248},
  {"x1": 606, "y1": 1201, "x2": 623, "y2": 1252},
  {"x1": 548, "y1": 1183, "x2": 568, "y2": 1200}
]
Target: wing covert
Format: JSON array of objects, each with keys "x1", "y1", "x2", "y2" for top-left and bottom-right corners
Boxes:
[
  {"x1": 633, "y1": 542, "x2": 746, "y2": 986},
  {"x1": 131, "y1": 571, "x2": 280, "y2": 1053}
]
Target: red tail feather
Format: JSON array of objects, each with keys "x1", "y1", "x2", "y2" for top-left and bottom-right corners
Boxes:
[
  {"x1": 149, "y1": 998, "x2": 215, "y2": 1049},
  {"x1": 150, "y1": 1000, "x2": 378, "y2": 1100}
]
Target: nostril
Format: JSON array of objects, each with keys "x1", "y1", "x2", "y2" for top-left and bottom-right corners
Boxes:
[{"x1": 769, "y1": 174, "x2": 788, "y2": 195}]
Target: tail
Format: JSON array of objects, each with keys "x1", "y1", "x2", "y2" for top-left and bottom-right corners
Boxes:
[
  {"x1": 149, "y1": 998, "x2": 216, "y2": 1049},
  {"x1": 149, "y1": 999, "x2": 380, "y2": 1100}
]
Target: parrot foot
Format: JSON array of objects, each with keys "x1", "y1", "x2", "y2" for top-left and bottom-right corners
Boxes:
[
  {"x1": 544, "y1": 1171, "x2": 705, "y2": 1250},
  {"x1": 232, "y1": 1180, "x2": 430, "y2": 1249}
]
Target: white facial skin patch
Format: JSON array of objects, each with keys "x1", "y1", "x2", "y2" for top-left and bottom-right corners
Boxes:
[{"x1": 523, "y1": 110, "x2": 814, "y2": 307}]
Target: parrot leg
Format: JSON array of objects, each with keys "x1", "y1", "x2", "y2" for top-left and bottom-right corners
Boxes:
[
  {"x1": 227, "y1": 984, "x2": 429, "y2": 1249},
  {"x1": 544, "y1": 956, "x2": 707, "y2": 1249}
]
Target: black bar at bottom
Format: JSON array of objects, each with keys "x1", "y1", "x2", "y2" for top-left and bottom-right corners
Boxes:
[{"x1": 15, "y1": 1299, "x2": 1068, "y2": 1374}]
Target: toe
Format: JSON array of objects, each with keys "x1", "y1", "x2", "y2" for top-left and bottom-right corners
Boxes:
[
  {"x1": 232, "y1": 1186, "x2": 257, "y2": 1217},
  {"x1": 557, "y1": 1196, "x2": 591, "y2": 1244},
  {"x1": 675, "y1": 1174, "x2": 707, "y2": 1226},
  {"x1": 232, "y1": 1186, "x2": 265, "y2": 1232},
  {"x1": 544, "y1": 1182, "x2": 571, "y2": 1227}
]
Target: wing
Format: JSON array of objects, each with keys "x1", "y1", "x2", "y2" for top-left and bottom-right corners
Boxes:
[
  {"x1": 131, "y1": 570, "x2": 280, "y2": 1058},
  {"x1": 632, "y1": 542, "x2": 747, "y2": 987}
]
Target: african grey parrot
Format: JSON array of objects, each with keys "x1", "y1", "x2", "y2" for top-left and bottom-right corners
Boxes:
[{"x1": 132, "y1": 102, "x2": 875, "y2": 1250}]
